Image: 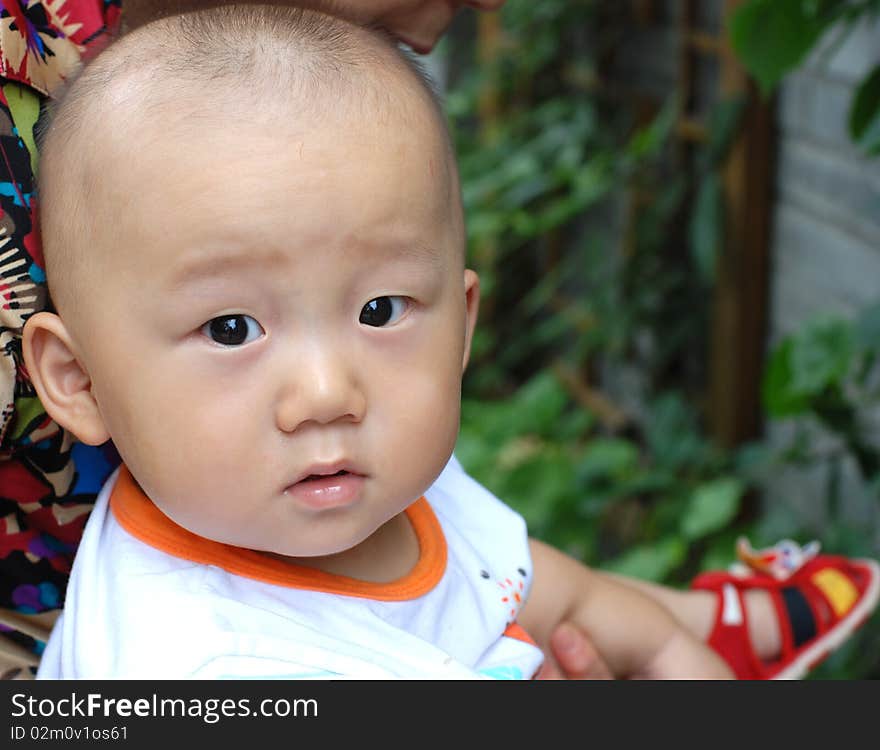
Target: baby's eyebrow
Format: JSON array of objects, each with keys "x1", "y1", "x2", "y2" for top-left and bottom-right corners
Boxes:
[
  {"x1": 165, "y1": 238, "x2": 450, "y2": 289},
  {"x1": 166, "y1": 247, "x2": 290, "y2": 288},
  {"x1": 370, "y1": 240, "x2": 449, "y2": 271}
]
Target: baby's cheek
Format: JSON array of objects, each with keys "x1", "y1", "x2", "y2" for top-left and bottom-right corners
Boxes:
[
  {"x1": 390, "y1": 367, "x2": 456, "y2": 428},
  {"x1": 136, "y1": 397, "x2": 243, "y2": 487},
  {"x1": 385, "y1": 376, "x2": 459, "y2": 480}
]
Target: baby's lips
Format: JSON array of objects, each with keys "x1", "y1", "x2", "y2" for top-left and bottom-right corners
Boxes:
[{"x1": 284, "y1": 459, "x2": 366, "y2": 490}]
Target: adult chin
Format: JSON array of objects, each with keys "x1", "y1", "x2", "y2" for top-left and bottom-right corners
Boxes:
[
  {"x1": 381, "y1": 2, "x2": 460, "y2": 55},
  {"x1": 463, "y1": 0, "x2": 507, "y2": 9},
  {"x1": 396, "y1": 1, "x2": 508, "y2": 53}
]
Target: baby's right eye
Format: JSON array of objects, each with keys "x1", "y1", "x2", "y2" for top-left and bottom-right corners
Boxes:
[{"x1": 200, "y1": 314, "x2": 264, "y2": 346}]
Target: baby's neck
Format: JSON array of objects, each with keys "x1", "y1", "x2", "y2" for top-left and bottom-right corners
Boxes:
[{"x1": 263, "y1": 511, "x2": 419, "y2": 583}]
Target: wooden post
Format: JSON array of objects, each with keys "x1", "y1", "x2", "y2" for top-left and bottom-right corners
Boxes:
[
  {"x1": 707, "y1": 0, "x2": 776, "y2": 447},
  {"x1": 474, "y1": 13, "x2": 503, "y2": 320}
]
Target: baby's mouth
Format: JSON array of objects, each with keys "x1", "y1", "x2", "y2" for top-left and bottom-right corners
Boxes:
[
  {"x1": 300, "y1": 470, "x2": 349, "y2": 483},
  {"x1": 283, "y1": 466, "x2": 366, "y2": 510}
]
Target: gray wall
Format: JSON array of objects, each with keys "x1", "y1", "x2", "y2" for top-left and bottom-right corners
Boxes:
[
  {"x1": 771, "y1": 19, "x2": 880, "y2": 337},
  {"x1": 765, "y1": 19, "x2": 880, "y2": 544}
]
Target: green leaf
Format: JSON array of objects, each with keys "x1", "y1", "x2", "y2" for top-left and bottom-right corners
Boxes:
[
  {"x1": 850, "y1": 65, "x2": 880, "y2": 156},
  {"x1": 511, "y1": 371, "x2": 569, "y2": 436},
  {"x1": 500, "y1": 449, "x2": 578, "y2": 530},
  {"x1": 626, "y1": 98, "x2": 677, "y2": 160},
  {"x1": 787, "y1": 317, "x2": 856, "y2": 393},
  {"x1": 698, "y1": 527, "x2": 746, "y2": 573},
  {"x1": 603, "y1": 538, "x2": 687, "y2": 582},
  {"x1": 459, "y1": 399, "x2": 522, "y2": 447},
  {"x1": 700, "y1": 97, "x2": 747, "y2": 170},
  {"x1": 855, "y1": 301, "x2": 880, "y2": 352},
  {"x1": 578, "y1": 438, "x2": 640, "y2": 480},
  {"x1": 556, "y1": 408, "x2": 595, "y2": 442},
  {"x1": 729, "y1": 0, "x2": 828, "y2": 94},
  {"x1": 689, "y1": 174, "x2": 724, "y2": 284},
  {"x1": 734, "y1": 441, "x2": 778, "y2": 483},
  {"x1": 763, "y1": 338, "x2": 809, "y2": 417},
  {"x1": 762, "y1": 317, "x2": 856, "y2": 416},
  {"x1": 643, "y1": 394, "x2": 712, "y2": 471},
  {"x1": 680, "y1": 478, "x2": 744, "y2": 541},
  {"x1": 454, "y1": 426, "x2": 496, "y2": 477}
]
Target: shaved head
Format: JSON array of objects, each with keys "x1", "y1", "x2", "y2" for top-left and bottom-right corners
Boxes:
[{"x1": 38, "y1": 4, "x2": 458, "y2": 320}]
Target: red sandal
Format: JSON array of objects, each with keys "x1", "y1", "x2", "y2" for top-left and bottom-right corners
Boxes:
[{"x1": 692, "y1": 538, "x2": 880, "y2": 679}]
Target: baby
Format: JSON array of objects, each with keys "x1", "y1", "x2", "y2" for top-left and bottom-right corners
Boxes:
[{"x1": 26, "y1": 5, "x2": 732, "y2": 679}]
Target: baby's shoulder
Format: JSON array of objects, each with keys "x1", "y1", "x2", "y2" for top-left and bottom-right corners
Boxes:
[
  {"x1": 428, "y1": 455, "x2": 522, "y2": 522},
  {"x1": 425, "y1": 455, "x2": 530, "y2": 564}
]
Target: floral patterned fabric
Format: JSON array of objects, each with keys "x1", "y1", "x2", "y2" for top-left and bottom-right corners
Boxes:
[{"x1": 0, "y1": 0, "x2": 121, "y2": 676}]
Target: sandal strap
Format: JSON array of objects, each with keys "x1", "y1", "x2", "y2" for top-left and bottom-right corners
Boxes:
[
  {"x1": 694, "y1": 576, "x2": 768, "y2": 679},
  {"x1": 781, "y1": 584, "x2": 820, "y2": 652}
]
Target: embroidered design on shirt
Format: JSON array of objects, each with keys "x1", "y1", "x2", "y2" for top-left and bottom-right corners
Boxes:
[{"x1": 481, "y1": 566, "x2": 528, "y2": 623}]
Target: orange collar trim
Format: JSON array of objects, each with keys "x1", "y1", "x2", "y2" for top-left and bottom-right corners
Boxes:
[{"x1": 109, "y1": 466, "x2": 447, "y2": 601}]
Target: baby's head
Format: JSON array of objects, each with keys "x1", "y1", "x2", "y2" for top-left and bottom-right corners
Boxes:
[{"x1": 25, "y1": 5, "x2": 479, "y2": 559}]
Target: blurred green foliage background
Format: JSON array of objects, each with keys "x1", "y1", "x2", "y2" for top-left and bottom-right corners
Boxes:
[{"x1": 440, "y1": 0, "x2": 880, "y2": 678}]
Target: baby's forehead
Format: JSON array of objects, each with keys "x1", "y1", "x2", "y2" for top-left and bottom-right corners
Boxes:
[
  {"x1": 45, "y1": 7, "x2": 456, "y2": 225},
  {"x1": 44, "y1": 4, "x2": 449, "y2": 164},
  {"x1": 38, "y1": 5, "x2": 461, "y2": 310},
  {"x1": 86, "y1": 65, "x2": 455, "y2": 221}
]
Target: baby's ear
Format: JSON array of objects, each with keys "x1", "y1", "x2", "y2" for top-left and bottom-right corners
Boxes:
[
  {"x1": 462, "y1": 269, "x2": 480, "y2": 372},
  {"x1": 22, "y1": 312, "x2": 110, "y2": 446}
]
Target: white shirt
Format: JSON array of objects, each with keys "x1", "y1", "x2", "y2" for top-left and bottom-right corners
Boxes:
[{"x1": 38, "y1": 457, "x2": 543, "y2": 679}]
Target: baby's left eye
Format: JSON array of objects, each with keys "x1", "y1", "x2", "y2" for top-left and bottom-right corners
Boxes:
[
  {"x1": 359, "y1": 296, "x2": 409, "y2": 327},
  {"x1": 201, "y1": 314, "x2": 264, "y2": 346}
]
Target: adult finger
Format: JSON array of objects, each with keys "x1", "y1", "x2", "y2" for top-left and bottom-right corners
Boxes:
[{"x1": 546, "y1": 622, "x2": 614, "y2": 680}]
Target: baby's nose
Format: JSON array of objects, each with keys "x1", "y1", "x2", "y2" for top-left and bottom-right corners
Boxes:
[{"x1": 275, "y1": 346, "x2": 365, "y2": 432}]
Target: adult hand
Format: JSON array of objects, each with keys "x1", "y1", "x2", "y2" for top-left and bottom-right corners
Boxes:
[
  {"x1": 536, "y1": 622, "x2": 615, "y2": 680},
  {"x1": 302, "y1": 0, "x2": 507, "y2": 54},
  {"x1": 123, "y1": 1, "x2": 507, "y2": 53}
]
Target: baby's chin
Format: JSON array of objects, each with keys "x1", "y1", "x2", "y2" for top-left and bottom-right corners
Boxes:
[
  {"x1": 255, "y1": 539, "x2": 372, "y2": 576},
  {"x1": 257, "y1": 541, "x2": 355, "y2": 562},
  {"x1": 250, "y1": 521, "x2": 382, "y2": 562}
]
